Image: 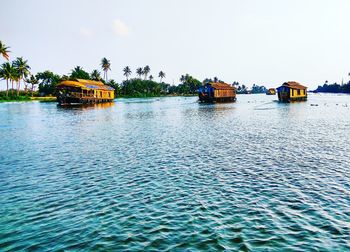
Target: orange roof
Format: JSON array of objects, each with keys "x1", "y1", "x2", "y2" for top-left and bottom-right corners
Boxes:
[
  {"x1": 209, "y1": 82, "x2": 235, "y2": 90},
  {"x1": 282, "y1": 81, "x2": 307, "y2": 90},
  {"x1": 57, "y1": 79, "x2": 114, "y2": 91}
]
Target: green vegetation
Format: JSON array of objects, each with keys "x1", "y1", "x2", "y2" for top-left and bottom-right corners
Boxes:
[
  {"x1": 315, "y1": 77, "x2": 350, "y2": 93},
  {"x1": 1, "y1": 39, "x2": 273, "y2": 102}
]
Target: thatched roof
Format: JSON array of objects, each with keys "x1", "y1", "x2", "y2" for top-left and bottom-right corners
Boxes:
[
  {"x1": 209, "y1": 82, "x2": 235, "y2": 90},
  {"x1": 281, "y1": 81, "x2": 307, "y2": 90},
  {"x1": 58, "y1": 79, "x2": 114, "y2": 91}
]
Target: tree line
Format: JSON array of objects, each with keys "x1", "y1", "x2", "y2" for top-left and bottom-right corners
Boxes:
[
  {"x1": 1, "y1": 40, "x2": 270, "y2": 100},
  {"x1": 315, "y1": 78, "x2": 350, "y2": 93}
]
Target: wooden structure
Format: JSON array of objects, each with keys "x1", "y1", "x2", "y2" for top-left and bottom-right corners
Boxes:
[
  {"x1": 266, "y1": 88, "x2": 276, "y2": 95},
  {"x1": 56, "y1": 79, "x2": 115, "y2": 105},
  {"x1": 198, "y1": 82, "x2": 236, "y2": 103},
  {"x1": 277, "y1": 81, "x2": 307, "y2": 102}
]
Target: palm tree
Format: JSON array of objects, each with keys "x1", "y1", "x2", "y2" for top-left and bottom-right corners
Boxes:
[
  {"x1": 180, "y1": 75, "x2": 186, "y2": 84},
  {"x1": 0, "y1": 62, "x2": 12, "y2": 96},
  {"x1": 91, "y1": 69, "x2": 102, "y2": 81},
  {"x1": 0, "y1": 41, "x2": 10, "y2": 61},
  {"x1": 13, "y1": 57, "x2": 31, "y2": 96},
  {"x1": 143, "y1": 65, "x2": 150, "y2": 80},
  {"x1": 71, "y1": 66, "x2": 90, "y2": 80},
  {"x1": 10, "y1": 68, "x2": 19, "y2": 95},
  {"x1": 25, "y1": 74, "x2": 38, "y2": 97},
  {"x1": 101, "y1": 57, "x2": 111, "y2": 82},
  {"x1": 123, "y1": 66, "x2": 132, "y2": 80},
  {"x1": 136, "y1": 67, "x2": 143, "y2": 78},
  {"x1": 158, "y1": 71, "x2": 165, "y2": 83},
  {"x1": 149, "y1": 75, "x2": 154, "y2": 81}
]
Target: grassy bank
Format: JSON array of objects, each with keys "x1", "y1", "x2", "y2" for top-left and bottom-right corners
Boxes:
[{"x1": 0, "y1": 91, "x2": 56, "y2": 102}]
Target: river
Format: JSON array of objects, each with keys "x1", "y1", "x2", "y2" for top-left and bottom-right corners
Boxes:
[{"x1": 0, "y1": 94, "x2": 349, "y2": 251}]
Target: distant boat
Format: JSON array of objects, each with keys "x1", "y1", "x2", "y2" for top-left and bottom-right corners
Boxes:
[
  {"x1": 277, "y1": 81, "x2": 307, "y2": 102},
  {"x1": 198, "y1": 82, "x2": 236, "y2": 103},
  {"x1": 266, "y1": 88, "x2": 276, "y2": 95},
  {"x1": 56, "y1": 79, "x2": 115, "y2": 105}
]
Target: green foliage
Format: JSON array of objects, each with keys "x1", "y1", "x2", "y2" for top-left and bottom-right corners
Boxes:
[
  {"x1": 0, "y1": 90, "x2": 31, "y2": 101},
  {"x1": 121, "y1": 79, "x2": 169, "y2": 97},
  {"x1": 251, "y1": 84, "x2": 267, "y2": 94},
  {"x1": 174, "y1": 74, "x2": 202, "y2": 94},
  {"x1": 0, "y1": 41, "x2": 10, "y2": 61},
  {"x1": 70, "y1": 66, "x2": 90, "y2": 80},
  {"x1": 315, "y1": 81, "x2": 350, "y2": 93},
  {"x1": 106, "y1": 79, "x2": 121, "y2": 96},
  {"x1": 123, "y1": 66, "x2": 132, "y2": 80},
  {"x1": 91, "y1": 69, "x2": 102, "y2": 81},
  {"x1": 36, "y1": 70, "x2": 61, "y2": 95}
]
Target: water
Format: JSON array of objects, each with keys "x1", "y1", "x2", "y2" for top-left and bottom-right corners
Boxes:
[{"x1": 0, "y1": 94, "x2": 349, "y2": 251}]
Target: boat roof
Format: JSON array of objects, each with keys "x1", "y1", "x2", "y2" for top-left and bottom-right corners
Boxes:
[
  {"x1": 57, "y1": 79, "x2": 115, "y2": 91},
  {"x1": 208, "y1": 82, "x2": 235, "y2": 90},
  {"x1": 280, "y1": 81, "x2": 307, "y2": 89}
]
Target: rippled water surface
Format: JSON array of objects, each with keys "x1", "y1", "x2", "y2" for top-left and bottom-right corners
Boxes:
[{"x1": 0, "y1": 94, "x2": 350, "y2": 251}]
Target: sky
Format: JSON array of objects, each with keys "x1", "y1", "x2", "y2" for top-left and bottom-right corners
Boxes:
[{"x1": 1, "y1": 0, "x2": 350, "y2": 89}]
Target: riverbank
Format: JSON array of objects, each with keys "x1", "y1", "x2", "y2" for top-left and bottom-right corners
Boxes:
[
  {"x1": 0, "y1": 96, "x2": 57, "y2": 102},
  {"x1": 0, "y1": 94, "x2": 196, "y2": 102}
]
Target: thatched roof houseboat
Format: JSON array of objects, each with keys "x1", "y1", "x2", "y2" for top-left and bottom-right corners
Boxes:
[
  {"x1": 266, "y1": 88, "x2": 276, "y2": 95},
  {"x1": 56, "y1": 79, "x2": 115, "y2": 105},
  {"x1": 198, "y1": 82, "x2": 236, "y2": 103},
  {"x1": 277, "y1": 81, "x2": 307, "y2": 102}
]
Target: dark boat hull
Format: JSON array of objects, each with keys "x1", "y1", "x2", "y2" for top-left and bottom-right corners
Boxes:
[{"x1": 57, "y1": 95, "x2": 114, "y2": 105}]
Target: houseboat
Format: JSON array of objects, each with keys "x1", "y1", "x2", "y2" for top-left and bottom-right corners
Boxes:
[
  {"x1": 198, "y1": 82, "x2": 236, "y2": 103},
  {"x1": 277, "y1": 81, "x2": 307, "y2": 102},
  {"x1": 266, "y1": 88, "x2": 276, "y2": 95},
  {"x1": 56, "y1": 79, "x2": 115, "y2": 105}
]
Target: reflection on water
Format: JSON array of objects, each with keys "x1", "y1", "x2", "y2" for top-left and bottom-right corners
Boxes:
[{"x1": 0, "y1": 94, "x2": 349, "y2": 251}]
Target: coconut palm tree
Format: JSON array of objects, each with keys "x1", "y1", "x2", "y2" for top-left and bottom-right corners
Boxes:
[
  {"x1": 0, "y1": 41, "x2": 10, "y2": 61},
  {"x1": 123, "y1": 66, "x2": 132, "y2": 80},
  {"x1": 149, "y1": 75, "x2": 154, "y2": 81},
  {"x1": 10, "y1": 67, "x2": 19, "y2": 95},
  {"x1": 180, "y1": 75, "x2": 186, "y2": 84},
  {"x1": 101, "y1": 57, "x2": 111, "y2": 82},
  {"x1": 25, "y1": 74, "x2": 39, "y2": 97},
  {"x1": 143, "y1": 65, "x2": 150, "y2": 80},
  {"x1": 136, "y1": 67, "x2": 143, "y2": 79},
  {"x1": 0, "y1": 62, "x2": 12, "y2": 96},
  {"x1": 13, "y1": 57, "x2": 31, "y2": 96},
  {"x1": 158, "y1": 71, "x2": 165, "y2": 83},
  {"x1": 70, "y1": 66, "x2": 90, "y2": 80},
  {"x1": 91, "y1": 69, "x2": 102, "y2": 81}
]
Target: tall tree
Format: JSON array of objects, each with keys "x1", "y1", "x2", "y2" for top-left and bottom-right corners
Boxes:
[
  {"x1": 143, "y1": 65, "x2": 150, "y2": 80},
  {"x1": 13, "y1": 57, "x2": 31, "y2": 96},
  {"x1": 36, "y1": 70, "x2": 61, "y2": 95},
  {"x1": 0, "y1": 41, "x2": 10, "y2": 61},
  {"x1": 158, "y1": 71, "x2": 165, "y2": 83},
  {"x1": 0, "y1": 62, "x2": 12, "y2": 96},
  {"x1": 180, "y1": 75, "x2": 186, "y2": 84},
  {"x1": 123, "y1": 66, "x2": 132, "y2": 80},
  {"x1": 136, "y1": 67, "x2": 143, "y2": 79},
  {"x1": 25, "y1": 74, "x2": 39, "y2": 97},
  {"x1": 91, "y1": 69, "x2": 102, "y2": 81},
  {"x1": 101, "y1": 57, "x2": 111, "y2": 82},
  {"x1": 10, "y1": 63, "x2": 19, "y2": 95},
  {"x1": 149, "y1": 75, "x2": 154, "y2": 81},
  {"x1": 70, "y1": 66, "x2": 90, "y2": 80}
]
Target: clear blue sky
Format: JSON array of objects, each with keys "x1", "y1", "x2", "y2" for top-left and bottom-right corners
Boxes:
[{"x1": 1, "y1": 0, "x2": 350, "y2": 89}]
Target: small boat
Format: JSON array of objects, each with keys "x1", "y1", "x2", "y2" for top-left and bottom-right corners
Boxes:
[
  {"x1": 56, "y1": 79, "x2": 115, "y2": 105},
  {"x1": 277, "y1": 81, "x2": 307, "y2": 102},
  {"x1": 266, "y1": 88, "x2": 276, "y2": 95},
  {"x1": 198, "y1": 82, "x2": 236, "y2": 103}
]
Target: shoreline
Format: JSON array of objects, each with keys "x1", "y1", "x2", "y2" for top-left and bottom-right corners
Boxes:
[{"x1": 0, "y1": 94, "x2": 199, "y2": 103}]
